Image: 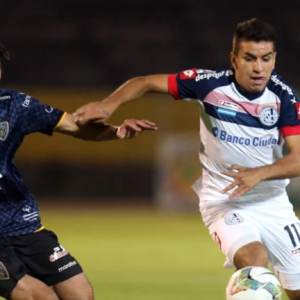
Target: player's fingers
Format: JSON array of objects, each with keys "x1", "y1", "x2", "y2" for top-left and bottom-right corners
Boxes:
[
  {"x1": 130, "y1": 119, "x2": 157, "y2": 130},
  {"x1": 75, "y1": 112, "x2": 106, "y2": 126},
  {"x1": 73, "y1": 111, "x2": 80, "y2": 117},
  {"x1": 137, "y1": 123, "x2": 158, "y2": 131},
  {"x1": 140, "y1": 120, "x2": 157, "y2": 126},
  {"x1": 228, "y1": 165, "x2": 244, "y2": 171},
  {"x1": 124, "y1": 122, "x2": 142, "y2": 132},
  {"x1": 117, "y1": 126, "x2": 126, "y2": 139},
  {"x1": 121, "y1": 128, "x2": 139, "y2": 139},
  {"x1": 128, "y1": 129, "x2": 138, "y2": 139},
  {"x1": 221, "y1": 171, "x2": 237, "y2": 178},
  {"x1": 221, "y1": 181, "x2": 238, "y2": 194},
  {"x1": 73, "y1": 106, "x2": 88, "y2": 117},
  {"x1": 74, "y1": 117, "x2": 86, "y2": 126},
  {"x1": 118, "y1": 124, "x2": 141, "y2": 139},
  {"x1": 74, "y1": 116, "x2": 92, "y2": 126},
  {"x1": 228, "y1": 186, "x2": 251, "y2": 199},
  {"x1": 228, "y1": 188, "x2": 243, "y2": 199}
]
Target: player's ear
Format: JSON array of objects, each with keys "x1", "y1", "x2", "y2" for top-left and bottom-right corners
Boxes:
[{"x1": 230, "y1": 52, "x2": 237, "y2": 70}]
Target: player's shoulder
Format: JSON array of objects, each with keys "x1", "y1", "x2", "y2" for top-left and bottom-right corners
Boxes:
[
  {"x1": 175, "y1": 68, "x2": 234, "y2": 99},
  {"x1": 194, "y1": 68, "x2": 234, "y2": 81},
  {"x1": 0, "y1": 89, "x2": 33, "y2": 108},
  {"x1": 194, "y1": 68, "x2": 234, "y2": 92},
  {"x1": 0, "y1": 89, "x2": 17, "y2": 101},
  {"x1": 267, "y1": 71, "x2": 298, "y2": 101},
  {"x1": 179, "y1": 67, "x2": 233, "y2": 81},
  {"x1": 0, "y1": 89, "x2": 28, "y2": 100},
  {"x1": 178, "y1": 67, "x2": 234, "y2": 90}
]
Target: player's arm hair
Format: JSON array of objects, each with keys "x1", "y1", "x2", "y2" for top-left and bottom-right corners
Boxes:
[
  {"x1": 54, "y1": 113, "x2": 118, "y2": 141},
  {"x1": 103, "y1": 75, "x2": 169, "y2": 106}
]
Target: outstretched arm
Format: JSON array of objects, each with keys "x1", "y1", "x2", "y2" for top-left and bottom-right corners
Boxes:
[
  {"x1": 73, "y1": 75, "x2": 169, "y2": 125},
  {"x1": 54, "y1": 113, "x2": 157, "y2": 141}
]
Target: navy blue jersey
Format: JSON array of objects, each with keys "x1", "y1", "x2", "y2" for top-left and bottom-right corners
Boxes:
[{"x1": 0, "y1": 89, "x2": 64, "y2": 236}]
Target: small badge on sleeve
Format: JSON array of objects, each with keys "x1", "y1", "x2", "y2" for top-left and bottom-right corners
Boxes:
[
  {"x1": 0, "y1": 122, "x2": 9, "y2": 141},
  {"x1": 179, "y1": 68, "x2": 197, "y2": 79},
  {"x1": 295, "y1": 103, "x2": 300, "y2": 120}
]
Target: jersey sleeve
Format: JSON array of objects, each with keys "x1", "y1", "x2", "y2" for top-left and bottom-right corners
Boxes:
[
  {"x1": 168, "y1": 68, "x2": 227, "y2": 101},
  {"x1": 168, "y1": 69, "x2": 199, "y2": 100},
  {"x1": 277, "y1": 90, "x2": 300, "y2": 137},
  {"x1": 14, "y1": 92, "x2": 65, "y2": 136}
]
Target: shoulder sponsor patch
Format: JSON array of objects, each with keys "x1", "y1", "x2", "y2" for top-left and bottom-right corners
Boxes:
[
  {"x1": 0, "y1": 262, "x2": 9, "y2": 280},
  {"x1": 179, "y1": 68, "x2": 197, "y2": 79},
  {"x1": 0, "y1": 122, "x2": 9, "y2": 141},
  {"x1": 0, "y1": 95, "x2": 11, "y2": 101},
  {"x1": 22, "y1": 95, "x2": 31, "y2": 108},
  {"x1": 224, "y1": 212, "x2": 243, "y2": 225},
  {"x1": 196, "y1": 69, "x2": 213, "y2": 74}
]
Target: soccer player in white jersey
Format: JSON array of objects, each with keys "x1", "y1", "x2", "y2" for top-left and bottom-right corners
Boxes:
[{"x1": 74, "y1": 18, "x2": 300, "y2": 300}]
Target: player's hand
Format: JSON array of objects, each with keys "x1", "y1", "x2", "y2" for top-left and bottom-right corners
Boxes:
[
  {"x1": 73, "y1": 101, "x2": 118, "y2": 126},
  {"x1": 221, "y1": 165, "x2": 264, "y2": 199},
  {"x1": 117, "y1": 119, "x2": 158, "y2": 139}
]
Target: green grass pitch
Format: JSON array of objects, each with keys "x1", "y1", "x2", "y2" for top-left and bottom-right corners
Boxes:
[{"x1": 0, "y1": 207, "x2": 290, "y2": 299}]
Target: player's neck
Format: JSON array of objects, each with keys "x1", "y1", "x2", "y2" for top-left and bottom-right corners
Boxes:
[{"x1": 233, "y1": 76, "x2": 265, "y2": 101}]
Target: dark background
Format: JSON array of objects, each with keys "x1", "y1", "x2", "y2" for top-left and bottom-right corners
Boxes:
[
  {"x1": 0, "y1": 1, "x2": 298, "y2": 86},
  {"x1": 0, "y1": 1, "x2": 299, "y2": 206}
]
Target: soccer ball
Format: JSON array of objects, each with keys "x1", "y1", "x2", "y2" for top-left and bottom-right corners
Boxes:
[{"x1": 226, "y1": 266, "x2": 282, "y2": 299}]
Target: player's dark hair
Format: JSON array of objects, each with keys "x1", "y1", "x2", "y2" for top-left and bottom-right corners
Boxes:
[
  {"x1": 232, "y1": 18, "x2": 277, "y2": 55},
  {"x1": 0, "y1": 43, "x2": 10, "y2": 68}
]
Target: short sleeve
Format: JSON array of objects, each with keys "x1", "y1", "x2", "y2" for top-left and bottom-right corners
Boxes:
[
  {"x1": 168, "y1": 69, "x2": 199, "y2": 100},
  {"x1": 14, "y1": 92, "x2": 64, "y2": 136},
  {"x1": 277, "y1": 90, "x2": 300, "y2": 137},
  {"x1": 168, "y1": 68, "x2": 230, "y2": 102}
]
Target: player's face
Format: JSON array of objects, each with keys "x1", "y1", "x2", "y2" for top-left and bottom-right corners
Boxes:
[{"x1": 230, "y1": 40, "x2": 276, "y2": 94}]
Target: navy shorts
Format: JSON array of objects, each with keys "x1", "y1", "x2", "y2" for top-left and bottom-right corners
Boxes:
[{"x1": 0, "y1": 229, "x2": 83, "y2": 299}]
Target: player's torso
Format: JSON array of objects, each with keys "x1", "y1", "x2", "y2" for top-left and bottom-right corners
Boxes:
[
  {"x1": 189, "y1": 71, "x2": 293, "y2": 201},
  {"x1": 199, "y1": 82, "x2": 283, "y2": 170},
  {"x1": 172, "y1": 69, "x2": 298, "y2": 201},
  {"x1": 0, "y1": 90, "x2": 41, "y2": 237}
]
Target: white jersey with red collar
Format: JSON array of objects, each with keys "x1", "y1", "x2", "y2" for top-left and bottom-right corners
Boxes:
[{"x1": 168, "y1": 68, "x2": 300, "y2": 202}]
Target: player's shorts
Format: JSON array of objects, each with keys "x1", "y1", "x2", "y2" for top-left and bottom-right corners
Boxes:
[
  {"x1": 0, "y1": 228, "x2": 83, "y2": 299},
  {"x1": 200, "y1": 191, "x2": 300, "y2": 290}
]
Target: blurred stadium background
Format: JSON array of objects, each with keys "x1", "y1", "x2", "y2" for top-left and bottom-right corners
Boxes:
[{"x1": 0, "y1": 1, "x2": 299, "y2": 299}]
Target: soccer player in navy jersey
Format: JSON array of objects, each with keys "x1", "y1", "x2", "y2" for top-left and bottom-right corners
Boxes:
[
  {"x1": 74, "y1": 19, "x2": 300, "y2": 300},
  {"x1": 0, "y1": 43, "x2": 157, "y2": 300}
]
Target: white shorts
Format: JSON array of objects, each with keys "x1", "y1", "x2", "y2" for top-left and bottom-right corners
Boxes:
[{"x1": 201, "y1": 192, "x2": 300, "y2": 290}]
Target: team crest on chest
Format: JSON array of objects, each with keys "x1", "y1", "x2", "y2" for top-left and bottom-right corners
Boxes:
[
  {"x1": 0, "y1": 262, "x2": 9, "y2": 280},
  {"x1": 259, "y1": 107, "x2": 279, "y2": 126},
  {"x1": 0, "y1": 122, "x2": 9, "y2": 141}
]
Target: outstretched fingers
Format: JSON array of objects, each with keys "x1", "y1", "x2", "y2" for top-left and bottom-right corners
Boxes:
[{"x1": 117, "y1": 119, "x2": 158, "y2": 139}]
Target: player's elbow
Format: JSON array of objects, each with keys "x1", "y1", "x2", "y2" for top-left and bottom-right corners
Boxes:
[
  {"x1": 125, "y1": 76, "x2": 150, "y2": 94},
  {"x1": 145, "y1": 75, "x2": 169, "y2": 93}
]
